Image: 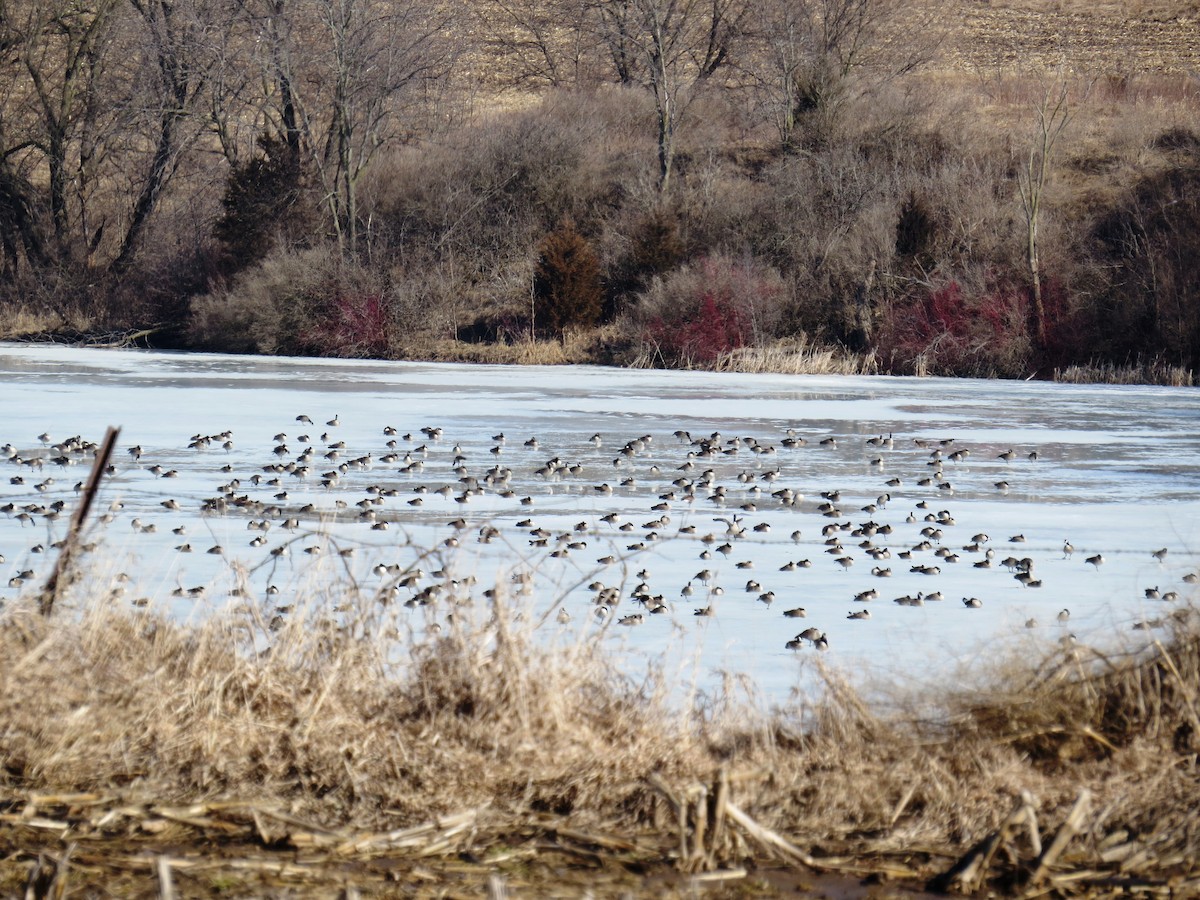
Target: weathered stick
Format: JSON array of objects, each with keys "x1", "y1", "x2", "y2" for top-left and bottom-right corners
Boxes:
[
  {"x1": 928, "y1": 793, "x2": 1035, "y2": 893},
  {"x1": 710, "y1": 767, "x2": 729, "y2": 865},
  {"x1": 647, "y1": 774, "x2": 689, "y2": 865},
  {"x1": 722, "y1": 801, "x2": 818, "y2": 868},
  {"x1": 156, "y1": 855, "x2": 177, "y2": 900},
  {"x1": 688, "y1": 784, "x2": 709, "y2": 871},
  {"x1": 1028, "y1": 789, "x2": 1092, "y2": 885},
  {"x1": 40, "y1": 425, "x2": 119, "y2": 616}
]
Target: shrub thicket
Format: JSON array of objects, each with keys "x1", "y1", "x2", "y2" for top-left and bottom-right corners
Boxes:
[
  {"x1": 6, "y1": 58, "x2": 1193, "y2": 383},
  {"x1": 634, "y1": 254, "x2": 787, "y2": 366}
]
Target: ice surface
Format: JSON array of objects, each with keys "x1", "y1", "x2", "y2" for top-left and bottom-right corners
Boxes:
[{"x1": 1, "y1": 344, "x2": 1198, "y2": 705}]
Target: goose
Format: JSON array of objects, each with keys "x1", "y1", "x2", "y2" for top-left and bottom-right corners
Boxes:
[{"x1": 847, "y1": 609, "x2": 871, "y2": 620}]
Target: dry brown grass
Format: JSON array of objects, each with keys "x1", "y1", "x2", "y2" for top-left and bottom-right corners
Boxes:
[
  {"x1": 0, "y1": 306, "x2": 97, "y2": 340},
  {"x1": 395, "y1": 325, "x2": 624, "y2": 366},
  {"x1": 711, "y1": 338, "x2": 880, "y2": 377},
  {"x1": 2, "y1": 549, "x2": 1199, "y2": 895},
  {"x1": 1053, "y1": 359, "x2": 1195, "y2": 386}
]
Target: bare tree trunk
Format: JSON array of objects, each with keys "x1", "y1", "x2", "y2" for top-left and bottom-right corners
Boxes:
[
  {"x1": 623, "y1": 0, "x2": 746, "y2": 193},
  {"x1": 110, "y1": 0, "x2": 211, "y2": 275},
  {"x1": 111, "y1": 99, "x2": 183, "y2": 274},
  {"x1": 1018, "y1": 80, "x2": 1071, "y2": 349}
]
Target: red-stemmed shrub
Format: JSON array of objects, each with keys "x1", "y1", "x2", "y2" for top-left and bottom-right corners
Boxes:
[
  {"x1": 298, "y1": 292, "x2": 390, "y2": 358},
  {"x1": 633, "y1": 254, "x2": 786, "y2": 367},
  {"x1": 875, "y1": 279, "x2": 1032, "y2": 377}
]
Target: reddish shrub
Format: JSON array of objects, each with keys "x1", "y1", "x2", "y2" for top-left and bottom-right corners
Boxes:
[
  {"x1": 875, "y1": 279, "x2": 1031, "y2": 377},
  {"x1": 300, "y1": 292, "x2": 390, "y2": 358},
  {"x1": 634, "y1": 254, "x2": 785, "y2": 366},
  {"x1": 647, "y1": 292, "x2": 748, "y2": 365}
]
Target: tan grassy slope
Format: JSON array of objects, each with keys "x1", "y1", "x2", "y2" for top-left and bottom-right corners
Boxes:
[{"x1": 1, "y1": 578, "x2": 1198, "y2": 897}]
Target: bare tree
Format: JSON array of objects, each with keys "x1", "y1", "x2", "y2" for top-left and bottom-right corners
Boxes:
[
  {"x1": 3, "y1": 0, "x2": 121, "y2": 258},
  {"x1": 744, "y1": 0, "x2": 938, "y2": 148},
  {"x1": 473, "y1": 0, "x2": 598, "y2": 88},
  {"x1": 1017, "y1": 80, "x2": 1071, "y2": 347},
  {"x1": 600, "y1": 0, "x2": 747, "y2": 191},
  {"x1": 0, "y1": 0, "x2": 219, "y2": 274},
  {"x1": 266, "y1": 0, "x2": 458, "y2": 255},
  {"x1": 110, "y1": 0, "x2": 222, "y2": 274}
]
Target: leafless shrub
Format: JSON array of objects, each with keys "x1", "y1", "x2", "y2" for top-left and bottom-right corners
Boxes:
[
  {"x1": 629, "y1": 253, "x2": 788, "y2": 366},
  {"x1": 188, "y1": 246, "x2": 389, "y2": 356}
]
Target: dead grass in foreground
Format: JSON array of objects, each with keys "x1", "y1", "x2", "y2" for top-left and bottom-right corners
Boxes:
[{"x1": 1, "y1": 575, "x2": 1198, "y2": 897}]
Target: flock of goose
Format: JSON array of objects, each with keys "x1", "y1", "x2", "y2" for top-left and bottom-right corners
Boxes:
[{"x1": 1, "y1": 413, "x2": 1196, "y2": 656}]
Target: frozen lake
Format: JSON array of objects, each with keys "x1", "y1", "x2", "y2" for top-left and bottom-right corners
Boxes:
[{"x1": 2, "y1": 344, "x2": 1199, "y2": 703}]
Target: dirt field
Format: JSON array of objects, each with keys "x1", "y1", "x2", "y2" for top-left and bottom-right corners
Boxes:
[{"x1": 942, "y1": 0, "x2": 1200, "y2": 75}]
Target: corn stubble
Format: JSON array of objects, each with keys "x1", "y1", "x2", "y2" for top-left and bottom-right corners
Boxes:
[{"x1": 0, "y1": 563, "x2": 1198, "y2": 896}]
